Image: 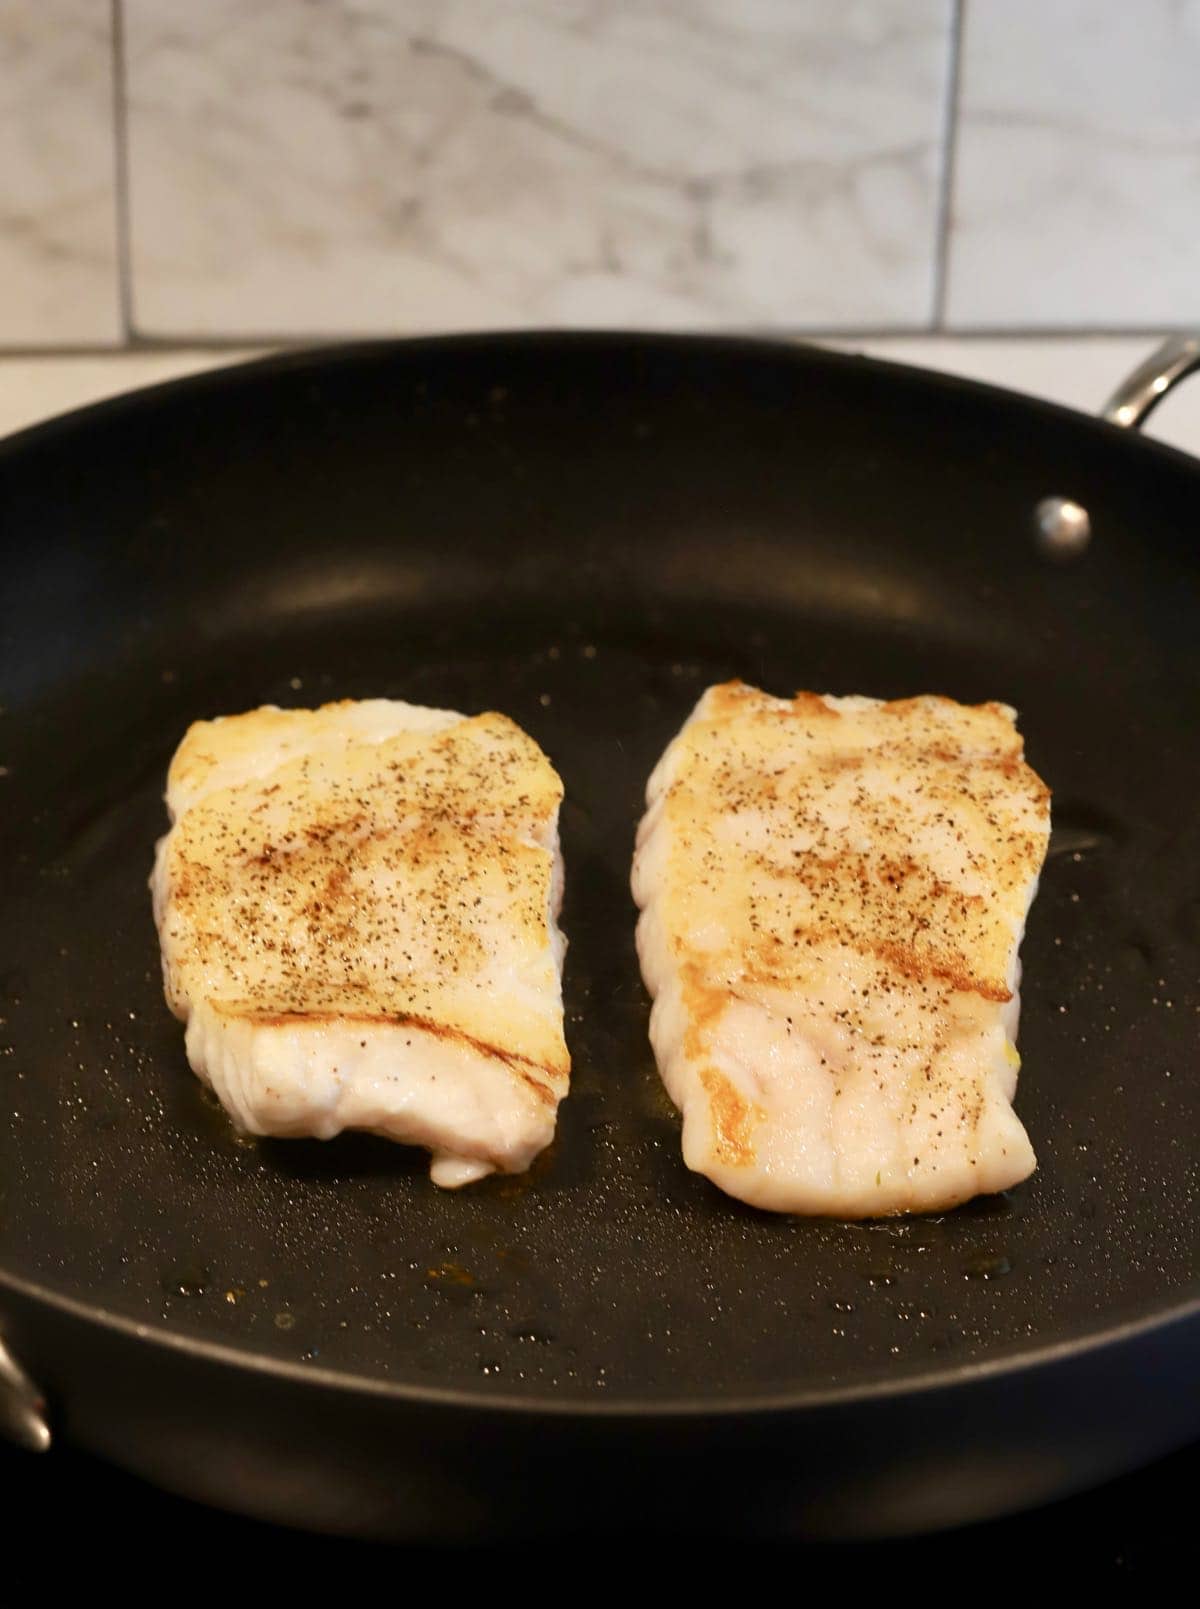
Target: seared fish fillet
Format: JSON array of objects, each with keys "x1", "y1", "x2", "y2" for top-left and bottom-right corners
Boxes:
[
  {"x1": 632, "y1": 682, "x2": 1051, "y2": 1216},
  {"x1": 152, "y1": 699, "x2": 569, "y2": 1187}
]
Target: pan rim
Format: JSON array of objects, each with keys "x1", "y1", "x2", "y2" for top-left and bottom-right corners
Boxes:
[
  {"x1": 1, "y1": 329, "x2": 1199, "y2": 485},
  {"x1": 3, "y1": 330, "x2": 1197, "y2": 1429},
  {"x1": 4, "y1": 1261, "x2": 1197, "y2": 1419}
]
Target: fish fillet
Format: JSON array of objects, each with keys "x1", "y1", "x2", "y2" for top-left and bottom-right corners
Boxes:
[
  {"x1": 632, "y1": 681, "x2": 1051, "y2": 1216},
  {"x1": 152, "y1": 698, "x2": 569, "y2": 1187}
]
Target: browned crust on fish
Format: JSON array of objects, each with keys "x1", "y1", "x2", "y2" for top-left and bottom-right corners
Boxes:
[
  {"x1": 698, "y1": 1067, "x2": 762, "y2": 1166},
  {"x1": 679, "y1": 964, "x2": 733, "y2": 1061},
  {"x1": 663, "y1": 684, "x2": 1049, "y2": 1008},
  {"x1": 214, "y1": 1003, "x2": 564, "y2": 1102},
  {"x1": 707, "y1": 681, "x2": 1024, "y2": 728},
  {"x1": 161, "y1": 708, "x2": 569, "y2": 1085}
]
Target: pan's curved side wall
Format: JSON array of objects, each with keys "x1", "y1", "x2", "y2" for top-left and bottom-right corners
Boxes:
[{"x1": 3, "y1": 1284, "x2": 1198, "y2": 1540}]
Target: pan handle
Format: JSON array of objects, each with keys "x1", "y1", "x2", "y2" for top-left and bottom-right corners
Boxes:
[
  {"x1": 1036, "y1": 332, "x2": 1200, "y2": 558},
  {"x1": 1102, "y1": 333, "x2": 1200, "y2": 430},
  {"x1": 0, "y1": 1336, "x2": 51, "y2": 1452}
]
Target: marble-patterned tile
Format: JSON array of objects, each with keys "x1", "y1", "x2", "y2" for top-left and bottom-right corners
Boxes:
[
  {"x1": 0, "y1": 0, "x2": 121, "y2": 344},
  {"x1": 125, "y1": 1, "x2": 952, "y2": 337},
  {"x1": 946, "y1": 0, "x2": 1200, "y2": 328}
]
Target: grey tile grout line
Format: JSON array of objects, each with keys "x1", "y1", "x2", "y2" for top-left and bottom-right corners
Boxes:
[
  {"x1": 110, "y1": 0, "x2": 135, "y2": 344},
  {"x1": 930, "y1": 0, "x2": 965, "y2": 332}
]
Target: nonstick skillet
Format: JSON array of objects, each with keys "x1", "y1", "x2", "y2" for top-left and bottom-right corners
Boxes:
[{"x1": 0, "y1": 333, "x2": 1197, "y2": 1540}]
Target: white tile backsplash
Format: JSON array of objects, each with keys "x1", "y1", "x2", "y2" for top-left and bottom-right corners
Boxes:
[
  {"x1": 0, "y1": 1, "x2": 1198, "y2": 346},
  {"x1": 0, "y1": 0, "x2": 121, "y2": 345},
  {"x1": 946, "y1": 0, "x2": 1200, "y2": 328},
  {"x1": 123, "y1": 0, "x2": 952, "y2": 338}
]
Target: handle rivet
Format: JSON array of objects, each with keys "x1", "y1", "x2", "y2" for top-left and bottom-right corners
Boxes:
[{"x1": 1035, "y1": 496, "x2": 1092, "y2": 561}]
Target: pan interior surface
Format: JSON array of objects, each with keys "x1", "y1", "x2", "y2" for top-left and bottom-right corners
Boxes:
[{"x1": 0, "y1": 334, "x2": 1197, "y2": 1412}]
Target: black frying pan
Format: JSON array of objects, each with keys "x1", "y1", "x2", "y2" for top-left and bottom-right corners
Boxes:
[{"x1": 0, "y1": 334, "x2": 1197, "y2": 1540}]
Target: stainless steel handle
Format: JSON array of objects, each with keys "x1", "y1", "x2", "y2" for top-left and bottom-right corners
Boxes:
[
  {"x1": 1037, "y1": 331, "x2": 1200, "y2": 559},
  {"x1": 1102, "y1": 332, "x2": 1200, "y2": 431},
  {"x1": 0, "y1": 1336, "x2": 51, "y2": 1452}
]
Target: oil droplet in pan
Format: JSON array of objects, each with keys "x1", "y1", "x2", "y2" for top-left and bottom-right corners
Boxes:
[
  {"x1": 161, "y1": 1264, "x2": 210, "y2": 1298},
  {"x1": 1046, "y1": 800, "x2": 1126, "y2": 859},
  {"x1": 424, "y1": 1261, "x2": 474, "y2": 1289},
  {"x1": 965, "y1": 1254, "x2": 1013, "y2": 1281}
]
